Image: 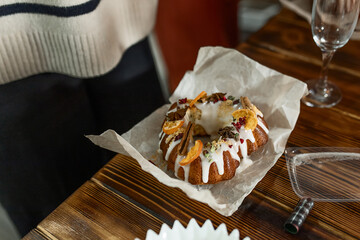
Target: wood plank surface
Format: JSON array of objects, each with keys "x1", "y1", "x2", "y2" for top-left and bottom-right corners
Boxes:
[
  {"x1": 23, "y1": 8, "x2": 360, "y2": 240},
  {"x1": 246, "y1": 9, "x2": 360, "y2": 78},
  {"x1": 24, "y1": 180, "x2": 164, "y2": 240},
  {"x1": 92, "y1": 154, "x2": 360, "y2": 240},
  {"x1": 240, "y1": 9, "x2": 360, "y2": 117}
]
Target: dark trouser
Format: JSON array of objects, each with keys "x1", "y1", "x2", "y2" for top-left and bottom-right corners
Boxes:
[{"x1": 0, "y1": 37, "x2": 165, "y2": 236}]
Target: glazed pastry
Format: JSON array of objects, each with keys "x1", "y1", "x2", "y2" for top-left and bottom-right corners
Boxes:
[{"x1": 159, "y1": 92, "x2": 269, "y2": 185}]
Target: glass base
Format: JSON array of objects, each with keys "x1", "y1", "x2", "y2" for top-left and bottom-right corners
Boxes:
[{"x1": 301, "y1": 79, "x2": 342, "y2": 108}]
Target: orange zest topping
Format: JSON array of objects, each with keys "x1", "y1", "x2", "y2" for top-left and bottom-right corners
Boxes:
[
  {"x1": 189, "y1": 91, "x2": 207, "y2": 107},
  {"x1": 232, "y1": 109, "x2": 258, "y2": 131},
  {"x1": 179, "y1": 140, "x2": 203, "y2": 166},
  {"x1": 162, "y1": 120, "x2": 184, "y2": 135}
]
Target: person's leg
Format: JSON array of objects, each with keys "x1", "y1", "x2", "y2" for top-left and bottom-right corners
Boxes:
[
  {"x1": 0, "y1": 74, "x2": 102, "y2": 236},
  {"x1": 0, "y1": 36, "x2": 166, "y2": 237}
]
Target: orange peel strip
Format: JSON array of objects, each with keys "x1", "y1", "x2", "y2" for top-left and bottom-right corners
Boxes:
[
  {"x1": 162, "y1": 120, "x2": 184, "y2": 135},
  {"x1": 179, "y1": 140, "x2": 203, "y2": 166},
  {"x1": 232, "y1": 109, "x2": 258, "y2": 131},
  {"x1": 189, "y1": 91, "x2": 207, "y2": 107}
]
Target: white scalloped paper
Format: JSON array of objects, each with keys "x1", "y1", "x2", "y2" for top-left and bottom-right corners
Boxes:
[
  {"x1": 134, "y1": 219, "x2": 249, "y2": 240},
  {"x1": 87, "y1": 47, "x2": 307, "y2": 216}
]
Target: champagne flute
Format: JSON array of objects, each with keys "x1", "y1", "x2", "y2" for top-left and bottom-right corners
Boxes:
[{"x1": 302, "y1": 0, "x2": 360, "y2": 108}]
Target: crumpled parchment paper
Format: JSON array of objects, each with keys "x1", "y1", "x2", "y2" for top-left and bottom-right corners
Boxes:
[{"x1": 87, "y1": 46, "x2": 307, "y2": 216}]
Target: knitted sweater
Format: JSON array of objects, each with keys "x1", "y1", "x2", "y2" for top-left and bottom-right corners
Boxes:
[{"x1": 0, "y1": 0, "x2": 158, "y2": 85}]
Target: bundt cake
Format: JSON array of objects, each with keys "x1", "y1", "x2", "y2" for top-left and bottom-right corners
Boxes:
[{"x1": 159, "y1": 92, "x2": 269, "y2": 185}]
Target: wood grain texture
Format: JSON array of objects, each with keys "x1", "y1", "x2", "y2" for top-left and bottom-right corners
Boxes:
[
  {"x1": 23, "y1": 229, "x2": 50, "y2": 240},
  {"x1": 92, "y1": 154, "x2": 360, "y2": 240},
  {"x1": 24, "y1": 180, "x2": 164, "y2": 240},
  {"x1": 247, "y1": 9, "x2": 360, "y2": 79},
  {"x1": 24, "y1": 8, "x2": 360, "y2": 240},
  {"x1": 239, "y1": 10, "x2": 360, "y2": 118}
]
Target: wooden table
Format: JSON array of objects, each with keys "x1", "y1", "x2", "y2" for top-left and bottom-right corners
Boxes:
[{"x1": 24, "y1": 9, "x2": 360, "y2": 240}]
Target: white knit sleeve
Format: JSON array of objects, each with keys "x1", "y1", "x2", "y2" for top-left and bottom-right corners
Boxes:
[{"x1": 0, "y1": 0, "x2": 158, "y2": 84}]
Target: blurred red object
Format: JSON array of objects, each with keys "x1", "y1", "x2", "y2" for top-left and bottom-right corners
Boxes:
[{"x1": 155, "y1": 0, "x2": 240, "y2": 93}]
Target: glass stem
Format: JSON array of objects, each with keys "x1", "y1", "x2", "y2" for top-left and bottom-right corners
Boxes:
[{"x1": 317, "y1": 49, "x2": 335, "y2": 90}]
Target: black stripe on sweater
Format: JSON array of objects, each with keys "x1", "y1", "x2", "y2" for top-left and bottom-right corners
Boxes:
[{"x1": 0, "y1": 0, "x2": 100, "y2": 17}]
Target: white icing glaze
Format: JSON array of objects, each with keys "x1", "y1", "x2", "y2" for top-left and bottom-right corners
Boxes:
[
  {"x1": 240, "y1": 128, "x2": 255, "y2": 143},
  {"x1": 257, "y1": 117, "x2": 269, "y2": 134},
  {"x1": 199, "y1": 131, "x2": 258, "y2": 183},
  {"x1": 160, "y1": 96, "x2": 268, "y2": 184},
  {"x1": 165, "y1": 139, "x2": 181, "y2": 161},
  {"x1": 256, "y1": 110, "x2": 263, "y2": 118},
  {"x1": 195, "y1": 101, "x2": 237, "y2": 136},
  {"x1": 201, "y1": 152, "x2": 213, "y2": 183},
  {"x1": 226, "y1": 139, "x2": 241, "y2": 161},
  {"x1": 174, "y1": 143, "x2": 192, "y2": 182},
  {"x1": 159, "y1": 132, "x2": 165, "y2": 148},
  {"x1": 165, "y1": 134, "x2": 174, "y2": 144},
  {"x1": 167, "y1": 107, "x2": 178, "y2": 114}
]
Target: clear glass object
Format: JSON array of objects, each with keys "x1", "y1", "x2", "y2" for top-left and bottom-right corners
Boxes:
[
  {"x1": 285, "y1": 147, "x2": 360, "y2": 201},
  {"x1": 302, "y1": 0, "x2": 360, "y2": 108}
]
